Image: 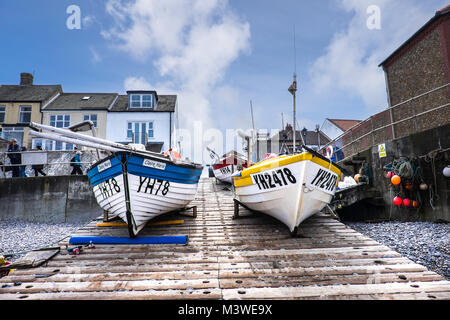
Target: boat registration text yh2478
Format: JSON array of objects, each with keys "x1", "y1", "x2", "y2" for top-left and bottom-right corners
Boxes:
[{"x1": 251, "y1": 167, "x2": 297, "y2": 190}]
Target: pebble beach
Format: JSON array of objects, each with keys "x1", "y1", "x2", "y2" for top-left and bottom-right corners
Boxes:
[
  {"x1": 0, "y1": 221, "x2": 84, "y2": 263},
  {"x1": 1, "y1": 219, "x2": 448, "y2": 281},
  {"x1": 345, "y1": 221, "x2": 449, "y2": 280}
]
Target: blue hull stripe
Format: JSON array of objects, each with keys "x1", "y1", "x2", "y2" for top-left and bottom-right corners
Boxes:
[
  {"x1": 87, "y1": 156, "x2": 123, "y2": 187},
  {"x1": 126, "y1": 155, "x2": 202, "y2": 184},
  {"x1": 87, "y1": 154, "x2": 202, "y2": 187}
]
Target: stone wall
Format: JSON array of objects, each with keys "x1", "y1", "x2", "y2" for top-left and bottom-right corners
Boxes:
[{"x1": 338, "y1": 123, "x2": 450, "y2": 222}]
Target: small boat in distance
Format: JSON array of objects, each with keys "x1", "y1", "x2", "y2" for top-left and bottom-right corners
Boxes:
[
  {"x1": 207, "y1": 147, "x2": 248, "y2": 184},
  {"x1": 232, "y1": 146, "x2": 342, "y2": 236}
]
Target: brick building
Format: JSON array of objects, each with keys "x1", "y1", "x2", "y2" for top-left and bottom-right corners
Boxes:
[{"x1": 379, "y1": 6, "x2": 450, "y2": 137}]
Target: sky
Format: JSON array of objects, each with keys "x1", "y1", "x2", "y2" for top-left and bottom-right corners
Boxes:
[{"x1": 0, "y1": 0, "x2": 447, "y2": 162}]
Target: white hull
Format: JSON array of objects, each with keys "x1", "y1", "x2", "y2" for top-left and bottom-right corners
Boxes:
[
  {"x1": 234, "y1": 156, "x2": 339, "y2": 232},
  {"x1": 93, "y1": 173, "x2": 198, "y2": 235},
  {"x1": 213, "y1": 164, "x2": 234, "y2": 184}
]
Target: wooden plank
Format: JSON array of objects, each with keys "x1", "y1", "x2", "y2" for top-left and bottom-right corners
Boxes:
[
  {"x1": 1, "y1": 178, "x2": 449, "y2": 300},
  {"x1": 0, "y1": 249, "x2": 59, "y2": 270},
  {"x1": 221, "y1": 281, "x2": 450, "y2": 300}
]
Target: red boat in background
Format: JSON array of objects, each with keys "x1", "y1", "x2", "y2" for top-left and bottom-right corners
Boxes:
[{"x1": 207, "y1": 148, "x2": 248, "y2": 184}]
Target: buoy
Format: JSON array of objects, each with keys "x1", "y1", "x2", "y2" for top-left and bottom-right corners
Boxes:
[
  {"x1": 412, "y1": 200, "x2": 419, "y2": 208},
  {"x1": 391, "y1": 175, "x2": 401, "y2": 186},
  {"x1": 354, "y1": 174, "x2": 361, "y2": 182},
  {"x1": 419, "y1": 183, "x2": 428, "y2": 191},
  {"x1": 443, "y1": 166, "x2": 450, "y2": 178},
  {"x1": 386, "y1": 171, "x2": 393, "y2": 179},
  {"x1": 403, "y1": 198, "x2": 411, "y2": 207},
  {"x1": 393, "y1": 196, "x2": 402, "y2": 206}
]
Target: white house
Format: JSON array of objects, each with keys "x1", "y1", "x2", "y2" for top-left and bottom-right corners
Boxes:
[{"x1": 106, "y1": 91, "x2": 178, "y2": 153}]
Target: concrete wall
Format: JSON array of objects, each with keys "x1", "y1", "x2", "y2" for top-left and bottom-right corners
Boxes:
[{"x1": 0, "y1": 175, "x2": 103, "y2": 223}]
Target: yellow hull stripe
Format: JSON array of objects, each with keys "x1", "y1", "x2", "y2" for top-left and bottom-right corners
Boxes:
[
  {"x1": 233, "y1": 153, "x2": 341, "y2": 188},
  {"x1": 96, "y1": 220, "x2": 185, "y2": 227}
]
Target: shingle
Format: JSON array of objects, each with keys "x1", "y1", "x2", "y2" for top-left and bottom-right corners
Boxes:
[
  {"x1": 44, "y1": 93, "x2": 118, "y2": 110},
  {"x1": 0, "y1": 85, "x2": 62, "y2": 102},
  {"x1": 110, "y1": 95, "x2": 176, "y2": 112}
]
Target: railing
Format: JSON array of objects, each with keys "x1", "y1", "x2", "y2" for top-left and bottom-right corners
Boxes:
[
  {"x1": 320, "y1": 83, "x2": 450, "y2": 163},
  {"x1": 0, "y1": 150, "x2": 98, "y2": 178}
]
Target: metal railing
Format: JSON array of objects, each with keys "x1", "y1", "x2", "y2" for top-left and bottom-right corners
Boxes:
[
  {"x1": 0, "y1": 150, "x2": 98, "y2": 178},
  {"x1": 319, "y1": 83, "x2": 450, "y2": 163}
]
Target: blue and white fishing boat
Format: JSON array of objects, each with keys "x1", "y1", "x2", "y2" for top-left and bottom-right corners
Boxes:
[
  {"x1": 87, "y1": 151, "x2": 202, "y2": 237},
  {"x1": 28, "y1": 122, "x2": 203, "y2": 237}
]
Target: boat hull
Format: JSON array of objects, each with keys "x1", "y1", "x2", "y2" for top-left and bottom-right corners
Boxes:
[
  {"x1": 88, "y1": 152, "x2": 203, "y2": 237},
  {"x1": 232, "y1": 152, "x2": 341, "y2": 232},
  {"x1": 212, "y1": 153, "x2": 248, "y2": 184}
]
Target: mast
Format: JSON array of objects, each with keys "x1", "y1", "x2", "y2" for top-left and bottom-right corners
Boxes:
[{"x1": 288, "y1": 24, "x2": 298, "y2": 153}]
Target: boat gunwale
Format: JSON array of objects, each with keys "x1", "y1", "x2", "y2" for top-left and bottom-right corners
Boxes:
[{"x1": 87, "y1": 151, "x2": 203, "y2": 173}]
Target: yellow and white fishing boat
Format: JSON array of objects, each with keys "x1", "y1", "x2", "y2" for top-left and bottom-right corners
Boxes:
[{"x1": 232, "y1": 148, "x2": 342, "y2": 235}]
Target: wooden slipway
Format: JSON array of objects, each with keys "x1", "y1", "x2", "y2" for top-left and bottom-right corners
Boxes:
[{"x1": 1, "y1": 178, "x2": 449, "y2": 300}]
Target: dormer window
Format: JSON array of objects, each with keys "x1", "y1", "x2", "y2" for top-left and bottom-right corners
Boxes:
[{"x1": 128, "y1": 91, "x2": 157, "y2": 109}]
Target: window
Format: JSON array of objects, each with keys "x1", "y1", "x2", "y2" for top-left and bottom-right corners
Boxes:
[
  {"x1": 131, "y1": 95, "x2": 141, "y2": 108},
  {"x1": 129, "y1": 94, "x2": 154, "y2": 109},
  {"x1": 19, "y1": 106, "x2": 32, "y2": 123},
  {"x1": 0, "y1": 106, "x2": 5, "y2": 123},
  {"x1": 1, "y1": 127, "x2": 24, "y2": 146},
  {"x1": 127, "y1": 121, "x2": 154, "y2": 144},
  {"x1": 83, "y1": 114, "x2": 98, "y2": 128},
  {"x1": 142, "y1": 95, "x2": 152, "y2": 107},
  {"x1": 148, "y1": 122, "x2": 154, "y2": 138},
  {"x1": 50, "y1": 115, "x2": 70, "y2": 128}
]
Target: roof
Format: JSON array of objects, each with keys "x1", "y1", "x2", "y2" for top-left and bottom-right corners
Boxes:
[
  {"x1": 0, "y1": 85, "x2": 62, "y2": 102},
  {"x1": 327, "y1": 119, "x2": 361, "y2": 132},
  {"x1": 379, "y1": 6, "x2": 450, "y2": 67},
  {"x1": 275, "y1": 129, "x2": 331, "y2": 146},
  {"x1": 44, "y1": 93, "x2": 118, "y2": 111},
  {"x1": 110, "y1": 94, "x2": 177, "y2": 112}
]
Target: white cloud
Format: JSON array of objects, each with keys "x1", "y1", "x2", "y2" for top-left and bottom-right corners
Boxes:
[
  {"x1": 89, "y1": 47, "x2": 102, "y2": 63},
  {"x1": 102, "y1": 0, "x2": 251, "y2": 162},
  {"x1": 309, "y1": 0, "x2": 445, "y2": 113}
]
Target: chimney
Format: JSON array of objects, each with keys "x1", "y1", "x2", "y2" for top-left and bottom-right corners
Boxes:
[{"x1": 20, "y1": 72, "x2": 34, "y2": 86}]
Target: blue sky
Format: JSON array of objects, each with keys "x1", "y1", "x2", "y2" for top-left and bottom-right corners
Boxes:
[{"x1": 0, "y1": 0, "x2": 447, "y2": 160}]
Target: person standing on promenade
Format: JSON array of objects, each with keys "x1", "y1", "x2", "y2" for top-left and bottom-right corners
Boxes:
[
  {"x1": 7, "y1": 138, "x2": 20, "y2": 178},
  {"x1": 32, "y1": 145, "x2": 46, "y2": 176},
  {"x1": 70, "y1": 150, "x2": 83, "y2": 175}
]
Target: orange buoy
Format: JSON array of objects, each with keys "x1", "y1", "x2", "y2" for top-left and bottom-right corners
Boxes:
[
  {"x1": 391, "y1": 175, "x2": 401, "y2": 186},
  {"x1": 354, "y1": 174, "x2": 361, "y2": 182},
  {"x1": 412, "y1": 200, "x2": 419, "y2": 208}
]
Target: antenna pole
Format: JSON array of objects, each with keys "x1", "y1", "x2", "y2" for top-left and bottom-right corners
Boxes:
[{"x1": 293, "y1": 74, "x2": 297, "y2": 153}]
